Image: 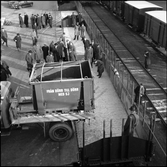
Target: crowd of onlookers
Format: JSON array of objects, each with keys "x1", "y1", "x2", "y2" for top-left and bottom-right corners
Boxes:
[
  {"x1": 1, "y1": 11, "x2": 105, "y2": 80},
  {"x1": 18, "y1": 12, "x2": 53, "y2": 29}
]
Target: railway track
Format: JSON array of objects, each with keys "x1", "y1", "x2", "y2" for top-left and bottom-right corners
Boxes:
[{"x1": 81, "y1": 2, "x2": 167, "y2": 126}]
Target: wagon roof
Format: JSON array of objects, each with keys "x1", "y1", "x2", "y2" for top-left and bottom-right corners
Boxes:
[
  {"x1": 125, "y1": 1, "x2": 163, "y2": 10},
  {"x1": 145, "y1": 10, "x2": 166, "y2": 23}
]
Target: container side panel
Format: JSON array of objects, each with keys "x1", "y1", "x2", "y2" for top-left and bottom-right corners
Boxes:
[
  {"x1": 83, "y1": 80, "x2": 93, "y2": 111},
  {"x1": 40, "y1": 81, "x2": 82, "y2": 111}
]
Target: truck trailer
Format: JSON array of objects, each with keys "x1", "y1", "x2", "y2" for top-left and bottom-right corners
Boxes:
[{"x1": 1, "y1": 60, "x2": 95, "y2": 142}]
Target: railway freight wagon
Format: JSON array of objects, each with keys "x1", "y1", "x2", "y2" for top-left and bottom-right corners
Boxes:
[
  {"x1": 144, "y1": 10, "x2": 167, "y2": 50},
  {"x1": 124, "y1": 1, "x2": 163, "y2": 32},
  {"x1": 98, "y1": 1, "x2": 125, "y2": 19},
  {"x1": 1, "y1": 60, "x2": 95, "y2": 142}
]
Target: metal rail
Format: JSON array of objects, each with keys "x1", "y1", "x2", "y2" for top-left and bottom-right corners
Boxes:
[{"x1": 81, "y1": 3, "x2": 167, "y2": 126}]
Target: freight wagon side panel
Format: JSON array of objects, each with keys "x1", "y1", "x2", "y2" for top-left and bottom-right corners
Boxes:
[
  {"x1": 83, "y1": 79, "x2": 94, "y2": 111},
  {"x1": 158, "y1": 22, "x2": 166, "y2": 49},
  {"x1": 144, "y1": 13, "x2": 151, "y2": 36},
  {"x1": 150, "y1": 17, "x2": 160, "y2": 45},
  {"x1": 124, "y1": 4, "x2": 130, "y2": 25},
  {"x1": 139, "y1": 7, "x2": 163, "y2": 32},
  {"x1": 132, "y1": 9, "x2": 140, "y2": 31}
]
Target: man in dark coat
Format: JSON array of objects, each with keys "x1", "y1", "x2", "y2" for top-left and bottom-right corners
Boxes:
[
  {"x1": 34, "y1": 15, "x2": 38, "y2": 26},
  {"x1": 13, "y1": 33, "x2": 22, "y2": 51},
  {"x1": 44, "y1": 12, "x2": 48, "y2": 26},
  {"x1": 1, "y1": 60, "x2": 12, "y2": 77},
  {"x1": 48, "y1": 13, "x2": 53, "y2": 28},
  {"x1": 41, "y1": 14, "x2": 46, "y2": 28},
  {"x1": 94, "y1": 43, "x2": 102, "y2": 61},
  {"x1": 52, "y1": 43, "x2": 59, "y2": 62},
  {"x1": 134, "y1": 83, "x2": 146, "y2": 105},
  {"x1": 42, "y1": 44, "x2": 49, "y2": 62},
  {"x1": 68, "y1": 41, "x2": 76, "y2": 61},
  {"x1": 77, "y1": 12, "x2": 82, "y2": 24},
  {"x1": 71, "y1": 12, "x2": 76, "y2": 27},
  {"x1": 49, "y1": 41, "x2": 55, "y2": 53},
  {"x1": 1, "y1": 28, "x2": 8, "y2": 47},
  {"x1": 83, "y1": 37, "x2": 90, "y2": 50},
  {"x1": 24, "y1": 13, "x2": 29, "y2": 27},
  {"x1": 33, "y1": 22, "x2": 38, "y2": 38},
  {"x1": 95, "y1": 60, "x2": 104, "y2": 78},
  {"x1": 0, "y1": 64, "x2": 8, "y2": 81},
  {"x1": 123, "y1": 104, "x2": 139, "y2": 136},
  {"x1": 30, "y1": 14, "x2": 35, "y2": 29},
  {"x1": 37, "y1": 14, "x2": 42, "y2": 29},
  {"x1": 144, "y1": 50, "x2": 151, "y2": 69},
  {"x1": 18, "y1": 13, "x2": 24, "y2": 28},
  {"x1": 57, "y1": 41, "x2": 64, "y2": 61},
  {"x1": 25, "y1": 50, "x2": 34, "y2": 77},
  {"x1": 90, "y1": 40, "x2": 97, "y2": 66}
]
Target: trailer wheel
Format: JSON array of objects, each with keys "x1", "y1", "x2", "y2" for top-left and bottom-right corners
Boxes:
[{"x1": 49, "y1": 123, "x2": 73, "y2": 142}]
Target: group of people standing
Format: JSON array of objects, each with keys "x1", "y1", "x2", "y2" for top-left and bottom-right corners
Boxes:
[
  {"x1": 30, "y1": 12, "x2": 53, "y2": 30},
  {"x1": 25, "y1": 32, "x2": 77, "y2": 76},
  {"x1": 71, "y1": 12, "x2": 87, "y2": 41},
  {"x1": 71, "y1": 12, "x2": 104, "y2": 78},
  {"x1": 18, "y1": 12, "x2": 53, "y2": 29}
]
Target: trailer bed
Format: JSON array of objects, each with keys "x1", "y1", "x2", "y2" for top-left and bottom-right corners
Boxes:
[{"x1": 9, "y1": 100, "x2": 94, "y2": 125}]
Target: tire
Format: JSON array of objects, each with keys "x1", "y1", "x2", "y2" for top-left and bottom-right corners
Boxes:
[{"x1": 49, "y1": 123, "x2": 73, "y2": 142}]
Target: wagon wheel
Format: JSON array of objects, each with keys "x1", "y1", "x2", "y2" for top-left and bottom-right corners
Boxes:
[{"x1": 49, "y1": 123, "x2": 73, "y2": 142}]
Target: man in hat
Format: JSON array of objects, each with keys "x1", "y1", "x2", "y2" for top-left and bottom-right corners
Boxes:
[
  {"x1": 123, "y1": 104, "x2": 139, "y2": 136},
  {"x1": 144, "y1": 50, "x2": 151, "y2": 70},
  {"x1": 33, "y1": 43, "x2": 43, "y2": 63},
  {"x1": 44, "y1": 12, "x2": 48, "y2": 26},
  {"x1": 24, "y1": 12, "x2": 29, "y2": 28},
  {"x1": 37, "y1": 14, "x2": 42, "y2": 29},
  {"x1": 73, "y1": 22, "x2": 80, "y2": 40},
  {"x1": 18, "y1": 13, "x2": 24, "y2": 28},
  {"x1": 1, "y1": 63, "x2": 8, "y2": 81},
  {"x1": 52, "y1": 43, "x2": 59, "y2": 62},
  {"x1": 25, "y1": 50, "x2": 34, "y2": 77},
  {"x1": 31, "y1": 29, "x2": 37, "y2": 46},
  {"x1": 30, "y1": 14, "x2": 35, "y2": 29},
  {"x1": 48, "y1": 13, "x2": 53, "y2": 28},
  {"x1": 42, "y1": 43, "x2": 49, "y2": 62},
  {"x1": 1, "y1": 59, "x2": 12, "y2": 77},
  {"x1": 84, "y1": 45, "x2": 93, "y2": 66},
  {"x1": 94, "y1": 43, "x2": 102, "y2": 61},
  {"x1": 134, "y1": 83, "x2": 146, "y2": 106},
  {"x1": 41, "y1": 13, "x2": 46, "y2": 28},
  {"x1": 68, "y1": 40, "x2": 77, "y2": 61},
  {"x1": 1, "y1": 28, "x2": 8, "y2": 47},
  {"x1": 46, "y1": 52, "x2": 54, "y2": 63},
  {"x1": 95, "y1": 59, "x2": 104, "y2": 78},
  {"x1": 71, "y1": 12, "x2": 76, "y2": 27},
  {"x1": 13, "y1": 33, "x2": 22, "y2": 51}
]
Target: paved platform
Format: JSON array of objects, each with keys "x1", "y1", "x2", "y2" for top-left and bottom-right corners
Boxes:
[{"x1": 61, "y1": 11, "x2": 128, "y2": 146}]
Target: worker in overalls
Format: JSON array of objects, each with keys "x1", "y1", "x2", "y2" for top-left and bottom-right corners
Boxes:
[{"x1": 123, "y1": 104, "x2": 139, "y2": 136}]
